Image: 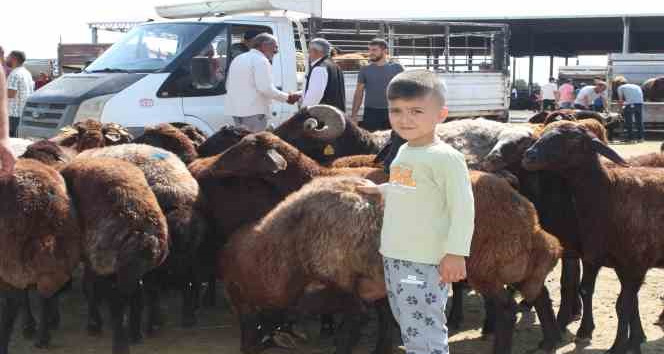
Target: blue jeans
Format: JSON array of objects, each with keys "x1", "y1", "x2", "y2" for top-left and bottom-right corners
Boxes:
[
  {"x1": 623, "y1": 104, "x2": 644, "y2": 140},
  {"x1": 384, "y1": 257, "x2": 449, "y2": 354}
]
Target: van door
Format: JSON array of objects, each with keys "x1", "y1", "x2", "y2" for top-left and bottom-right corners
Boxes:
[{"x1": 180, "y1": 23, "x2": 275, "y2": 133}]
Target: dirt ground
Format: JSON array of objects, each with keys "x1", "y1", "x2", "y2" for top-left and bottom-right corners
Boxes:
[{"x1": 8, "y1": 138, "x2": 664, "y2": 354}]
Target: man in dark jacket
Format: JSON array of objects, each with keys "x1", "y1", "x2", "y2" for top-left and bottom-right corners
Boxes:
[{"x1": 297, "y1": 38, "x2": 346, "y2": 112}]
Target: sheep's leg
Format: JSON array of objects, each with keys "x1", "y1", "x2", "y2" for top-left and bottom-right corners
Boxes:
[
  {"x1": 576, "y1": 262, "x2": 600, "y2": 341},
  {"x1": 128, "y1": 283, "x2": 143, "y2": 344},
  {"x1": 607, "y1": 271, "x2": 643, "y2": 354},
  {"x1": 239, "y1": 312, "x2": 262, "y2": 354},
  {"x1": 202, "y1": 275, "x2": 216, "y2": 307},
  {"x1": 0, "y1": 289, "x2": 23, "y2": 354},
  {"x1": 108, "y1": 281, "x2": 131, "y2": 354},
  {"x1": 21, "y1": 291, "x2": 36, "y2": 339},
  {"x1": 320, "y1": 314, "x2": 336, "y2": 335},
  {"x1": 627, "y1": 300, "x2": 646, "y2": 354},
  {"x1": 84, "y1": 267, "x2": 104, "y2": 336},
  {"x1": 372, "y1": 298, "x2": 398, "y2": 354},
  {"x1": 447, "y1": 281, "x2": 465, "y2": 329},
  {"x1": 557, "y1": 255, "x2": 582, "y2": 330},
  {"x1": 490, "y1": 290, "x2": 517, "y2": 354},
  {"x1": 532, "y1": 286, "x2": 561, "y2": 351},
  {"x1": 181, "y1": 265, "x2": 198, "y2": 328},
  {"x1": 334, "y1": 311, "x2": 368, "y2": 354},
  {"x1": 481, "y1": 296, "x2": 496, "y2": 337},
  {"x1": 34, "y1": 295, "x2": 55, "y2": 349},
  {"x1": 143, "y1": 273, "x2": 164, "y2": 335}
]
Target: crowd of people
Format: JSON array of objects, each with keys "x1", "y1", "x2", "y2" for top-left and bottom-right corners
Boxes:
[{"x1": 225, "y1": 33, "x2": 403, "y2": 133}]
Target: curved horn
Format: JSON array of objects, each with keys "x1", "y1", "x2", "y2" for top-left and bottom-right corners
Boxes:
[
  {"x1": 303, "y1": 118, "x2": 319, "y2": 131},
  {"x1": 305, "y1": 105, "x2": 346, "y2": 142},
  {"x1": 591, "y1": 138, "x2": 629, "y2": 167}
]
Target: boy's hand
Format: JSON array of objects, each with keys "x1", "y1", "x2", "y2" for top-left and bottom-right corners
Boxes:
[
  {"x1": 356, "y1": 180, "x2": 382, "y2": 195},
  {"x1": 439, "y1": 254, "x2": 467, "y2": 284}
]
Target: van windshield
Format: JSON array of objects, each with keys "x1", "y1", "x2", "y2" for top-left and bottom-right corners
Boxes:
[{"x1": 85, "y1": 23, "x2": 209, "y2": 73}]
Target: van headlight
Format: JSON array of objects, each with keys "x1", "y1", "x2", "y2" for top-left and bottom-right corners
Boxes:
[{"x1": 74, "y1": 94, "x2": 115, "y2": 122}]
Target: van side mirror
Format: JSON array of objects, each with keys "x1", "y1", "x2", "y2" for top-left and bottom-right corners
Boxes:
[{"x1": 191, "y1": 57, "x2": 215, "y2": 90}]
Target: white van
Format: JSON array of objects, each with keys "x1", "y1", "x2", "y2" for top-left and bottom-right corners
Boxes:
[{"x1": 19, "y1": 0, "x2": 510, "y2": 139}]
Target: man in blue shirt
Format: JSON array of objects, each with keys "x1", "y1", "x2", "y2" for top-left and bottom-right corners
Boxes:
[{"x1": 614, "y1": 76, "x2": 645, "y2": 143}]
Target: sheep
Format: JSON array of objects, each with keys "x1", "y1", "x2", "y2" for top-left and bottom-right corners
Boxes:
[
  {"x1": 528, "y1": 109, "x2": 605, "y2": 125},
  {"x1": 535, "y1": 119, "x2": 608, "y2": 143},
  {"x1": 49, "y1": 120, "x2": 133, "y2": 151},
  {"x1": 60, "y1": 157, "x2": 168, "y2": 354},
  {"x1": 197, "y1": 125, "x2": 253, "y2": 158},
  {"x1": 188, "y1": 128, "x2": 388, "y2": 349},
  {"x1": 522, "y1": 123, "x2": 664, "y2": 353},
  {"x1": 177, "y1": 124, "x2": 208, "y2": 149},
  {"x1": 643, "y1": 77, "x2": 664, "y2": 102},
  {"x1": 330, "y1": 154, "x2": 384, "y2": 169},
  {"x1": 0, "y1": 159, "x2": 81, "y2": 353},
  {"x1": 221, "y1": 173, "x2": 562, "y2": 354},
  {"x1": 133, "y1": 123, "x2": 199, "y2": 164},
  {"x1": 20, "y1": 140, "x2": 76, "y2": 170},
  {"x1": 78, "y1": 144, "x2": 207, "y2": 331},
  {"x1": 273, "y1": 105, "x2": 390, "y2": 164}
]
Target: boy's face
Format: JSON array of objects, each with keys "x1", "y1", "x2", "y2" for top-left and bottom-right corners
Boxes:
[{"x1": 389, "y1": 96, "x2": 448, "y2": 146}]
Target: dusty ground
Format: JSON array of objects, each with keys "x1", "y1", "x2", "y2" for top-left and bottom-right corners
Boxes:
[{"x1": 8, "y1": 123, "x2": 664, "y2": 354}]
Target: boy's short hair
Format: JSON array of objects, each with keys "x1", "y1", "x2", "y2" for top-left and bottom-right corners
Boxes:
[
  {"x1": 369, "y1": 38, "x2": 388, "y2": 50},
  {"x1": 9, "y1": 50, "x2": 26, "y2": 65},
  {"x1": 387, "y1": 69, "x2": 447, "y2": 106}
]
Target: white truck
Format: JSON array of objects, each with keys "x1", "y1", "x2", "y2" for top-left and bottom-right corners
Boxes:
[
  {"x1": 19, "y1": 0, "x2": 510, "y2": 139},
  {"x1": 606, "y1": 53, "x2": 664, "y2": 132}
]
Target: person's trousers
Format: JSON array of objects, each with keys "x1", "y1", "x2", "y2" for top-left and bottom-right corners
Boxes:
[
  {"x1": 384, "y1": 257, "x2": 449, "y2": 354},
  {"x1": 559, "y1": 101, "x2": 573, "y2": 109},
  {"x1": 233, "y1": 114, "x2": 267, "y2": 133},
  {"x1": 542, "y1": 99, "x2": 556, "y2": 111},
  {"x1": 573, "y1": 103, "x2": 589, "y2": 110},
  {"x1": 361, "y1": 107, "x2": 391, "y2": 132},
  {"x1": 623, "y1": 103, "x2": 644, "y2": 141},
  {"x1": 9, "y1": 116, "x2": 20, "y2": 137}
]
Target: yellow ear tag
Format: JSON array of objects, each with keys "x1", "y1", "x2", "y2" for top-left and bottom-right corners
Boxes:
[{"x1": 324, "y1": 144, "x2": 336, "y2": 156}]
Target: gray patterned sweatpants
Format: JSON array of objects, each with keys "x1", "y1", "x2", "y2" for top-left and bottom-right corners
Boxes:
[{"x1": 384, "y1": 257, "x2": 449, "y2": 354}]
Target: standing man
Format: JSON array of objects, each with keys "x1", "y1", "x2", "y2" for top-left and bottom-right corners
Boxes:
[
  {"x1": 540, "y1": 77, "x2": 559, "y2": 111},
  {"x1": 558, "y1": 79, "x2": 575, "y2": 109},
  {"x1": 574, "y1": 81, "x2": 608, "y2": 111},
  {"x1": 0, "y1": 65, "x2": 16, "y2": 173},
  {"x1": 298, "y1": 38, "x2": 346, "y2": 112},
  {"x1": 225, "y1": 33, "x2": 298, "y2": 132},
  {"x1": 614, "y1": 76, "x2": 645, "y2": 143},
  {"x1": 6, "y1": 51, "x2": 34, "y2": 137},
  {"x1": 351, "y1": 38, "x2": 404, "y2": 131},
  {"x1": 0, "y1": 46, "x2": 10, "y2": 76}
]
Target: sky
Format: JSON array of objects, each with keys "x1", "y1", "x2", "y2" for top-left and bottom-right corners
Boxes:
[{"x1": 1, "y1": 0, "x2": 662, "y2": 84}]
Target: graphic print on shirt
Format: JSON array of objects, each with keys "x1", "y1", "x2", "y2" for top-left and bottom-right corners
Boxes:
[{"x1": 390, "y1": 165, "x2": 417, "y2": 187}]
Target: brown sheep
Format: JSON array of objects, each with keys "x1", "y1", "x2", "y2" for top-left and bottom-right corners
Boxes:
[
  {"x1": 133, "y1": 123, "x2": 199, "y2": 164},
  {"x1": 642, "y1": 77, "x2": 664, "y2": 102},
  {"x1": 0, "y1": 159, "x2": 81, "y2": 352},
  {"x1": 221, "y1": 173, "x2": 561, "y2": 354},
  {"x1": 177, "y1": 124, "x2": 208, "y2": 149},
  {"x1": 197, "y1": 125, "x2": 253, "y2": 158},
  {"x1": 523, "y1": 124, "x2": 664, "y2": 353},
  {"x1": 49, "y1": 120, "x2": 133, "y2": 152},
  {"x1": 330, "y1": 155, "x2": 384, "y2": 169},
  {"x1": 535, "y1": 119, "x2": 608, "y2": 143},
  {"x1": 61, "y1": 157, "x2": 168, "y2": 354},
  {"x1": 20, "y1": 140, "x2": 76, "y2": 170},
  {"x1": 78, "y1": 144, "x2": 207, "y2": 331}
]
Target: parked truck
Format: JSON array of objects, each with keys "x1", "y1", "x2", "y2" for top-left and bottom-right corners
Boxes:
[
  {"x1": 19, "y1": 0, "x2": 510, "y2": 139},
  {"x1": 606, "y1": 53, "x2": 664, "y2": 132}
]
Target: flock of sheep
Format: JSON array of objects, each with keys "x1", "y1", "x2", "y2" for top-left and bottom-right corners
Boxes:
[{"x1": 1, "y1": 105, "x2": 663, "y2": 354}]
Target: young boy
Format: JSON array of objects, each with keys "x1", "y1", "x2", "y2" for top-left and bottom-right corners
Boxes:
[{"x1": 360, "y1": 69, "x2": 475, "y2": 354}]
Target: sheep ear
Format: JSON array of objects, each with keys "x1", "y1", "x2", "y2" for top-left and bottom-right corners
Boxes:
[
  {"x1": 105, "y1": 132, "x2": 122, "y2": 143},
  {"x1": 591, "y1": 138, "x2": 629, "y2": 166}
]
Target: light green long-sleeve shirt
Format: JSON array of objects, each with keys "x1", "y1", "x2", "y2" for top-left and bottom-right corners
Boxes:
[{"x1": 379, "y1": 138, "x2": 475, "y2": 265}]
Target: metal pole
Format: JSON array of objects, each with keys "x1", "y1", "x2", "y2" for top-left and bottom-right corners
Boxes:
[
  {"x1": 91, "y1": 27, "x2": 98, "y2": 44},
  {"x1": 622, "y1": 16, "x2": 631, "y2": 54},
  {"x1": 565, "y1": 56, "x2": 569, "y2": 66},
  {"x1": 512, "y1": 57, "x2": 517, "y2": 84},
  {"x1": 528, "y1": 55, "x2": 534, "y2": 93},
  {"x1": 549, "y1": 55, "x2": 554, "y2": 79}
]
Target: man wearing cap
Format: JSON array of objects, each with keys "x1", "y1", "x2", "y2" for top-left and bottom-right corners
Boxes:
[
  {"x1": 297, "y1": 38, "x2": 346, "y2": 112},
  {"x1": 614, "y1": 76, "x2": 645, "y2": 142},
  {"x1": 574, "y1": 81, "x2": 608, "y2": 111}
]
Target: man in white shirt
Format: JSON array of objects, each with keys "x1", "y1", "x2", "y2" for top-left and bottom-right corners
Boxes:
[
  {"x1": 0, "y1": 65, "x2": 16, "y2": 173},
  {"x1": 298, "y1": 38, "x2": 346, "y2": 112},
  {"x1": 574, "y1": 81, "x2": 608, "y2": 111},
  {"x1": 540, "y1": 77, "x2": 559, "y2": 111},
  {"x1": 225, "y1": 33, "x2": 298, "y2": 132},
  {"x1": 6, "y1": 50, "x2": 34, "y2": 137}
]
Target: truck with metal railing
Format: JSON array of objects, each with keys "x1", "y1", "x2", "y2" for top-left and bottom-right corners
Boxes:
[{"x1": 19, "y1": 0, "x2": 510, "y2": 139}]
